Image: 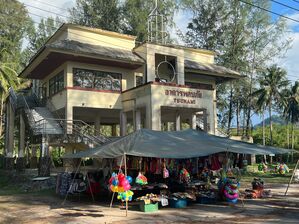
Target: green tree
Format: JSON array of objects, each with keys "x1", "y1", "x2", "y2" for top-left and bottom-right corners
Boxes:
[
  {"x1": 244, "y1": 1, "x2": 291, "y2": 137},
  {"x1": 122, "y1": 0, "x2": 177, "y2": 42},
  {"x1": 69, "y1": 0, "x2": 121, "y2": 32},
  {"x1": 0, "y1": 0, "x2": 32, "y2": 147},
  {"x1": 252, "y1": 65, "x2": 289, "y2": 145},
  {"x1": 180, "y1": 0, "x2": 228, "y2": 51},
  {"x1": 282, "y1": 81, "x2": 299, "y2": 158},
  {"x1": 24, "y1": 17, "x2": 62, "y2": 64}
]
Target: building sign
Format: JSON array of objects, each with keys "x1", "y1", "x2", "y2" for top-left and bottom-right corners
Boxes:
[{"x1": 165, "y1": 89, "x2": 202, "y2": 105}]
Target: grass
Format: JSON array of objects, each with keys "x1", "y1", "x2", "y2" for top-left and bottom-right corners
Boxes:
[{"x1": 241, "y1": 172, "x2": 291, "y2": 184}]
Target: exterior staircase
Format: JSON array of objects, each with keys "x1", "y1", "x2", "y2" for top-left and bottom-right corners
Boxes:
[{"x1": 10, "y1": 87, "x2": 110, "y2": 148}]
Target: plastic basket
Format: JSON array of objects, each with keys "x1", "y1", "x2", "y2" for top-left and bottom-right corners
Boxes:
[
  {"x1": 169, "y1": 198, "x2": 187, "y2": 208},
  {"x1": 139, "y1": 202, "x2": 159, "y2": 212}
]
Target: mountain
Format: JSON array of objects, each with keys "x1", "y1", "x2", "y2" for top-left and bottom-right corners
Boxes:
[{"x1": 254, "y1": 115, "x2": 286, "y2": 127}]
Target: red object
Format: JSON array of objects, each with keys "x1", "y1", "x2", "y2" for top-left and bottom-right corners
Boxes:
[{"x1": 86, "y1": 182, "x2": 101, "y2": 195}]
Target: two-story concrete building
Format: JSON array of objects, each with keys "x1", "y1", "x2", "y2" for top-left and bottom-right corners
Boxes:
[{"x1": 4, "y1": 23, "x2": 239, "y2": 175}]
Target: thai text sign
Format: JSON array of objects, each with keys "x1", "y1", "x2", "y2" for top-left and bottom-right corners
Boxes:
[{"x1": 165, "y1": 89, "x2": 202, "y2": 105}]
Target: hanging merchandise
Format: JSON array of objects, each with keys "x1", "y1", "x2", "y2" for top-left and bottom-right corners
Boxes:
[
  {"x1": 136, "y1": 172, "x2": 148, "y2": 185},
  {"x1": 179, "y1": 168, "x2": 191, "y2": 184},
  {"x1": 109, "y1": 172, "x2": 133, "y2": 192},
  {"x1": 117, "y1": 190, "x2": 134, "y2": 202},
  {"x1": 163, "y1": 167, "x2": 169, "y2": 178},
  {"x1": 162, "y1": 159, "x2": 169, "y2": 178}
]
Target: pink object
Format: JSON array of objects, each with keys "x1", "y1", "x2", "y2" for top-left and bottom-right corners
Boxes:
[{"x1": 224, "y1": 189, "x2": 238, "y2": 200}]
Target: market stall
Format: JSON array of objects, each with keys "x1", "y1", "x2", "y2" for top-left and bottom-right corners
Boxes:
[{"x1": 62, "y1": 129, "x2": 294, "y2": 214}]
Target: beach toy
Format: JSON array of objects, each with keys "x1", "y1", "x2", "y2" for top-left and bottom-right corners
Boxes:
[
  {"x1": 179, "y1": 168, "x2": 190, "y2": 183},
  {"x1": 109, "y1": 172, "x2": 132, "y2": 193},
  {"x1": 136, "y1": 172, "x2": 148, "y2": 185},
  {"x1": 117, "y1": 190, "x2": 134, "y2": 202}
]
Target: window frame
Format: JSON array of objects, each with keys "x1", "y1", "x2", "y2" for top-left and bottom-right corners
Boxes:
[
  {"x1": 73, "y1": 68, "x2": 122, "y2": 92},
  {"x1": 49, "y1": 70, "x2": 64, "y2": 96}
]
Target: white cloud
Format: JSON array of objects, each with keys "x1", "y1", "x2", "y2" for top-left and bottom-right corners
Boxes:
[
  {"x1": 19, "y1": 0, "x2": 75, "y2": 23},
  {"x1": 276, "y1": 12, "x2": 299, "y2": 83}
]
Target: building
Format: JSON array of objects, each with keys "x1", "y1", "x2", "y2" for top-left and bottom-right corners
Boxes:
[{"x1": 4, "y1": 23, "x2": 240, "y2": 175}]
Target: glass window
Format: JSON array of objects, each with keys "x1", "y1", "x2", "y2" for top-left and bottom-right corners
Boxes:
[
  {"x1": 73, "y1": 68, "x2": 121, "y2": 91},
  {"x1": 49, "y1": 71, "x2": 64, "y2": 96}
]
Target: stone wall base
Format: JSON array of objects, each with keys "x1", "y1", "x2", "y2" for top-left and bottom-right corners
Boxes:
[
  {"x1": 16, "y1": 157, "x2": 26, "y2": 172},
  {"x1": 4, "y1": 157, "x2": 14, "y2": 170},
  {"x1": 30, "y1": 157, "x2": 38, "y2": 168},
  {"x1": 39, "y1": 157, "x2": 51, "y2": 177}
]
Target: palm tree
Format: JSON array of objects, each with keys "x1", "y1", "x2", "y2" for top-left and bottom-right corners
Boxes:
[
  {"x1": 252, "y1": 65, "x2": 289, "y2": 146},
  {"x1": 282, "y1": 81, "x2": 299, "y2": 161},
  {"x1": 0, "y1": 61, "x2": 20, "y2": 138}
]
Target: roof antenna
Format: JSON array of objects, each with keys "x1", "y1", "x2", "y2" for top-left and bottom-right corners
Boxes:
[{"x1": 147, "y1": 0, "x2": 168, "y2": 44}]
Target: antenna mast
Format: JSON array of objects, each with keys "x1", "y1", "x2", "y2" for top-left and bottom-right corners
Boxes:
[{"x1": 147, "y1": 0, "x2": 168, "y2": 44}]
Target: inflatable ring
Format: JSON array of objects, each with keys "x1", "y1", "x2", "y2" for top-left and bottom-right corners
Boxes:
[
  {"x1": 224, "y1": 189, "x2": 238, "y2": 200},
  {"x1": 226, "y1": 198, "x2": 238, "y2": 203},
  {"x1": 224, "y1": 186, "x2": 238, "y2": 195}
]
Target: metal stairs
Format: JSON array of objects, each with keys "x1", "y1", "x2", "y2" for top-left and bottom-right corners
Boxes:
[{"x1": 9, "y1": 87, "x2": 110, "y2": 148}]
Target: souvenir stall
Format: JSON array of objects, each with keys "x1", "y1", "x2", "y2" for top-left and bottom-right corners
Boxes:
[{"x1": 63, "y1": 129, "x2": 293, "y2": 214}]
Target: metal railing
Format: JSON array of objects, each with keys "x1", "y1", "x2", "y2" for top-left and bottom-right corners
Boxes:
[
  {"x1": 34, "y1": 118, "x2": 110, "y2": 146},
  {"x1": 17, "y1": 91, "x2": 109, "y2": 148}
]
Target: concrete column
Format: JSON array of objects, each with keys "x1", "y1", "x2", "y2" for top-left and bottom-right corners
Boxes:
[
  {"x1": 167, "y1": 122, "x2": 172, "y2": 131},
  {"x1": 135, "y1": 109, "x2": 141, "y2": 131},
  {"x1": 120, "y1": 111, "x2": 127, "y2": 136},
  {"x1": 151, "y1": 106, "x2": 161, "y2": 131},
  {"x1": 112, "y1": 124, "x2": 117, "y2": 136},
  {"x1": 65, "y1": 105, "x2": 73, "y2": 134},
  {"x1": 190, "y1": 113, "x2": 197, "y2": 129},
  {"x1": 4, "y1": 102, "x2": 14, "y2": 169},
  {"x1": 66, "y1": 63, "x2": 73, "y2": 87},
  {"x1": 213, "y1": 89, "x2": 217, "y2": 134},
  {"x1": 146, "y1": 49, "x2": 156, "y2": 82},
  {"x1": 145, "y1": 104, "x2": 152, "y2": 129},
  {"x1": 176, "y1": 57, "x2": 185, "y2": 85},
  {"x1": 30, "y1": 145, "x2": 38, "y2": 168},
  {"x1": 203, "y1": 110, "x2": 208, "y2": 132},
  {"x1": 94, "y1": 116, "x2": 101, "y2": 135},
  {"x1": 39, "y1": 136, "x2": 50, "y2": 177},
  {"x1": 175, "y1": 112, "x2": 181, "y2": 131},
  {"x1": 17, "y1": 114, "x2": 26, "y2": 172}
]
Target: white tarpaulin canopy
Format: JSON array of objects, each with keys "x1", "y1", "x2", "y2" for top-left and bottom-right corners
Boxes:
[{"x1": 64, "y1": 129, "x2": 294, "y2": 159}]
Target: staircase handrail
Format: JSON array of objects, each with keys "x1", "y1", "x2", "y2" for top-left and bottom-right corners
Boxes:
[
  {"x1": 43, "y1": 96, "x2": 108, "y2": 141},
  {"x1": 35, "y1": 117, "x2": 110, "y2": 143},
  {"x1": 21, "y1": 94, "x2": 37, "y2": 125}
]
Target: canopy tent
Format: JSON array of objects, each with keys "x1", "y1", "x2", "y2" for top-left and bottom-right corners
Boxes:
[{"x1": 64, "y1": 129, "x2": 294, "y2": 159}]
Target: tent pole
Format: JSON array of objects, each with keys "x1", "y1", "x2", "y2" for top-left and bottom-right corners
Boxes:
[
  {"x1": 124, "y1": 153, "x2": 128, "y2": 217},
  {"x1": 285, "y1": 159, "x2": 299, "y2": 196},
  {"x1": 83, "y1": 160, "x2": 95, "y2": 202},
  {"x1": 62, "y1": 158, "x2": 82, "y2": 205},
  {"x1": 110, "y1": 156, "x2": 124, "y2": 209}
]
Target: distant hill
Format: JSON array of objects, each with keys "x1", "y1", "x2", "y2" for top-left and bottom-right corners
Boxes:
[{"x1": 254, "y1": 115, "x2": 286, "y2": 127}]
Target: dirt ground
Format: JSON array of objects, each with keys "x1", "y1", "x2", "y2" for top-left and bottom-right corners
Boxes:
[{"x1": 0, "y1": 183, "x2": 298, "y2": 224}]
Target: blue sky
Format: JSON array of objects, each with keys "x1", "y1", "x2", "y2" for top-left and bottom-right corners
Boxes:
[{"x1": 19, "y1": 0, "x2": 299, "y2": 125}]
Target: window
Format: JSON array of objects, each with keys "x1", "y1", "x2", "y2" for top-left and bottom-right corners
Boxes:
[
  {"x1": 73, "y1": 68, "x2": 121, "y2": 91},
  {"x1": 49, "y1": 71, "x2": 64, "y2": 96},
  {"x1": 135, "y1": 75, "x2": 143, "y2": 87},
  {"x1": 185, "y1": 82, "x2": 213, "y2": 90}
]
